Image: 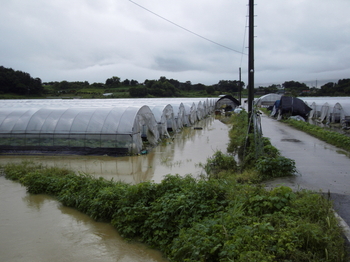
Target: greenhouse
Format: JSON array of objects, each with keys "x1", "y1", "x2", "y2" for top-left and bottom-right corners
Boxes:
[
  {"x1": 254, "y1": 94, "x2": 282, "y2": 107},
  {"x1": 0, "y1": 98, "x2": 219, "y2": 156},
  {"x1": 215, "y1": 95, "x2": 240, "y2": 111},
  {"x1": 299, "y1": 97, "x2": 350, "y2": 126},
  {"x1": 0, "y1": 106, "x2": 160, "y2": 156}
]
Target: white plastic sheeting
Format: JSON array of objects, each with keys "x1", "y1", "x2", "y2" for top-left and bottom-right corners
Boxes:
[
  {"x1": 0, "y1": 106, "x2": 158, "y2": 154},
  {"x1": 254, "y1": 94, "x2": 282, "y2": 107},
  {"x1": 148, "y1": 104, "x2": 175, "y2": 138},
  {"x1": 299, "y1": 97, "x2": 350, "y2": 123},
  {"x1": 0, "y1": 98, "x2": 218, "y2": 155}
]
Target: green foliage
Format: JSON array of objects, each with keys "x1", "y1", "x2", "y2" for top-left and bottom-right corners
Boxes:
[
  {"x1": 129, "y1": 86, "x2": 148, "y2": 97},
  {"x1": 169, "y1": 185, "x2": 346, "y2": 262},
  {"x1": 3, "y1": 162, "x2": 347, "y2": 261},
  {"x1": 256, "y1": 156, "x2": 296, "y2": 180},
  {"x1": 0, "y1": 66, "x2": 43, "y2": 95},
  {"x1": 286, "y1": 119, "x2": 350, "y2": 152},
  {"x1": 227, "y1": 110, "x2": 249, "y2": 155},
  {"x1": 316, "y1": 79, "x2": 350, "y2": 96},
  {"x1": 202, "y1": 151, "x2": 237, "y2": 179},
  {"x1": 225, "y1": 111, "x2": 296, "y2": 181}
]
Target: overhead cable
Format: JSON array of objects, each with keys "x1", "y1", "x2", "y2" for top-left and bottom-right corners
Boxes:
[{"x1": 129, "y1": 0, "x2": 247, "y2": 55}]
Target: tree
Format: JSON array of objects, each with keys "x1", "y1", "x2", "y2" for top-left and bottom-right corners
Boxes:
[
  {"x1": 318, "y1": 82, "x2": 335, "y2": 96},
  {"x1": 0, "y1": 66, "x2": 43, "y2": 95},
  {"x1": 130, "y1": 79, "x2": 138, "y2": 86},
  {"x1": 282, "y1": 81, "x2": 308, "y2": 96},
  {"x1": 129, "y1": 86, "x2": 147, "y2": 97},
  {"x1": 217, "y1": 80, "x2": 241, "y2": 93},
  {"x1": 59, "y1": 81, "x2": 70, "y2": 90},
  {"x1": 180, "y1": 81, "x2": 192, "y2": 91},
  {"x1": 130, "y1": 79, "x2": 139, "y2": 86},
  {"x1": 206, "y1": 86, "x2": 215, "y2": 95},
  {"x1": 192, "y1": 83, "x2": 206, "y2": 91},
  {"x1": 105, "y1": 76, "x2": 120, "y2": 87}
]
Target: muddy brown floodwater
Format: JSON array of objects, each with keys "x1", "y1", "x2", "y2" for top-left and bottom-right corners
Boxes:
[{"x1": 0, "y1": 116, "x2": 230, "y2": 262}]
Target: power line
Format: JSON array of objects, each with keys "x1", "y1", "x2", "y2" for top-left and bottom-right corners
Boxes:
[
  {"x1": 240, "y1": 2, "x2": 250, "y2": 67},
  {"x1": 129, "y1": 0, "x2": 247, "y2": 55}
]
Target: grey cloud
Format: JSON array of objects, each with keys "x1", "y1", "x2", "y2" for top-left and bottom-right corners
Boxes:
[{"x1": 0, "y1": 0, "x2": 349, "y2": 86}]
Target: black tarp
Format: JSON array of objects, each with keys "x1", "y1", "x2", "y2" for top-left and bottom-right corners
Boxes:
[{"x1": 278, "y1": 96, "x2": 312, "y2": 118}]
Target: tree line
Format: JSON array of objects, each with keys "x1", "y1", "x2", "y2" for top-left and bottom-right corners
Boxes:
[
  {"x1": 257, "y1": 79, "x2": 350, "y2": 97},
  {"x1": 0, "y1": 66, "x2": 43, "y2": 95},
  {"x1": 1, "y1": 65, "x2": 349, "y2": 98}
]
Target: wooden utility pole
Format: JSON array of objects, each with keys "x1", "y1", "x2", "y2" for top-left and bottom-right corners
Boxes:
[
  {"x1": 248, "y1": 0, "x2": 255, "y2": 130},
  {"x1": 239, "y1": 67, "x2": 242, "y2": 104}
]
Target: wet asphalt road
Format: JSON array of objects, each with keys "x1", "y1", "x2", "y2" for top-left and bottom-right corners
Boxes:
[{"x1": 260, "y1": 113, "x2": 350, "y2": 233}]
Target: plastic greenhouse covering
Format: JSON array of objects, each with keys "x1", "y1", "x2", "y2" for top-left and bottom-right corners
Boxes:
[
  {"x1": 254, "y1": 94, "x2": 282, "y2": 107},
  {"x1": 215, "y1": 95, "x2": 241, "y2": 111},
  {"x1": 299, "y1": 97, "x2": 350, "y2": 124},
  {"x1": 0, "y1": 98, "x2": 221, "y2": 156}
]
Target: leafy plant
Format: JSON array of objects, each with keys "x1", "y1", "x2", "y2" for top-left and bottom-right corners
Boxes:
[
  {"x1": 255, "y1": 155, "x2": 296, "y2": 180},
  {"x1": 2, "y1": 159, "x2": 347, "y2": 261}
]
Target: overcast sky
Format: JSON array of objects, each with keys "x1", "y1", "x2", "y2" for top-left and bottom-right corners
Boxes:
[{"x1": 1, "y1": 0, "x2": 349, "y2": 87}]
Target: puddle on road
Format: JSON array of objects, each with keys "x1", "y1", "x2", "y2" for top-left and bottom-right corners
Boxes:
[
  {"x1": 281, "y1": 138, "x2": 302, "y2": 143},
  {"x1": 0, "y1": 116, "x2": 230, "y2": 262}
]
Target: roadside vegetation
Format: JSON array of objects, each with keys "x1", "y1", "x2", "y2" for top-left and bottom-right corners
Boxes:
[
  {"x1": 260, "y1": 106, "x2": 350, "y2": 153},
  {"x1": 285, "y1": 119, "x2": 350, "y2": 153},
  {"x1": 2, "y1": 110, "x2": 347, "y2": 261}
]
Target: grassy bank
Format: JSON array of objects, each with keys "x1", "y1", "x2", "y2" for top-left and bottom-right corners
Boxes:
[
  {"x1": 2, "y1": 161, "x2": 346, "y2": 261},
  {"x1": 285, "y1": 119, "x2": 350, "y2": 153}
]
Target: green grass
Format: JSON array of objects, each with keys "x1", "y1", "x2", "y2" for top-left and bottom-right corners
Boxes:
[
  {"x1": 259, "y1": 107, "x2": 350, "y2": 153},
  {"x1": 285, "y1": 119, "x2": 350, "y2": 153}
]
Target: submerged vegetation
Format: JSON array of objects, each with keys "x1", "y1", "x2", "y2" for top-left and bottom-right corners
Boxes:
[
  {"x1": 2, "y1": 111, "x2": 348, "y2": 261},
  {"x1": 3, "y1": 161, "x2": 346, "y2": 261}
]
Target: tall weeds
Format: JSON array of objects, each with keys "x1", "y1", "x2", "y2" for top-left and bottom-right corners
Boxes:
[{"x1": 206, "y1": 111, "x2": 296, "y2": 182}]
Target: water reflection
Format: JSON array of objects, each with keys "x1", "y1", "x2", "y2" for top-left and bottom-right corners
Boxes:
[
  {"x1": 0, "y1": 116, "x2": 230, "y2": 262},
  {"x1": 0, "y1": 117, "x2": 229, "y2": 184}
]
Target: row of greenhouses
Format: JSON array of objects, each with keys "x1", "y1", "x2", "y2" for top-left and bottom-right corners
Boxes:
[
  {"x1": 254, "y1": 94, "x2": 350, "y2": 126},
  {"x1": 0, "y1": 98, "x2": 226, "y2": 156},
  {"x1": 299, "y1": 97, "x2": 350, "y2": 125}
]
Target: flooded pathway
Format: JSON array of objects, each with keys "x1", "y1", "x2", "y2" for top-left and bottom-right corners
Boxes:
[
  {"x1": 260, "y1": 113, "x2": 350, "y2": 230},
  {"x1": 261, "y1": 113, "x2": 350, "y2": 195},
  {"x1": 0, "y1": 116, "x2": 230, "y2": 262}
]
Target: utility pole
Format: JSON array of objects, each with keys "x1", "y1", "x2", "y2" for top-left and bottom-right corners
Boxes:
[
  {"x1": 239, "y1": 67, "x2": 242, "y2": 104},
  {"x1": 248, "y1": 0, "x2": 255, "y2": 130}
]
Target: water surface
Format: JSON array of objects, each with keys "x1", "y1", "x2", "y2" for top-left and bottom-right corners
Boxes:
[{"x1": 0, "y1": 116, "x2": 230, "y2": 262}]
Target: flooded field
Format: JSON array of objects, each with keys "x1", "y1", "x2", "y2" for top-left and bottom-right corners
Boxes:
[{"x1": 0, "y1": 116, "x2": 230, "y2": 262}]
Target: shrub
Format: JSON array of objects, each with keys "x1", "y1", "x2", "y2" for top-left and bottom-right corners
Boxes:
[
  {"x1": 256, "y1": 155, "x2": 296, "y2": 180},
  {"x1": 203, "y1": 151, "x2": 237, "y2": 179}
]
